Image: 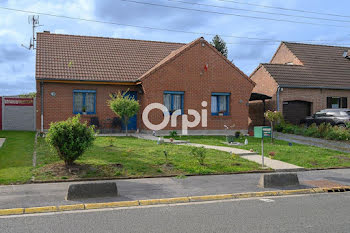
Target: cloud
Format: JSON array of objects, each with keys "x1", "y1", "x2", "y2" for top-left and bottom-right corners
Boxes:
[
  {"x1": 0, "y1": 75, "x2": 35, "y2": 96},
  {"x1": 94, "y1": 0, "x2": 216, "y2": 32},
  {"x1": 0, "y1": 44, "x2": 32, "y2": 63}
]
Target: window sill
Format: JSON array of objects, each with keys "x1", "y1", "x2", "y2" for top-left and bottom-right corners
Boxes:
[
  {"x1": 73, "y1": 113, "x2": 97, "y2": 116},
  {"x1": 211, "y1": 113, "x2": 229, "y2": 116}
]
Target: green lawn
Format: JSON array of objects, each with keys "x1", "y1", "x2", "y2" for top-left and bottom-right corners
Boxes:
[
  {"x1": 34, "y1": 136, "x2": 263, "y2": 181},
  {"x1": 0, "y1": 131, "x2": 36, "y2": 184},
  {"x1": 168, "y1": 135, "x2": 350, "y2": 169}
]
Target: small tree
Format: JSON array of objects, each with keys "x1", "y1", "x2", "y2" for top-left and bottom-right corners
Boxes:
[
  {"x1": 46, "y1": 115, "x2": 95, "y2": 167},
  {"x1": 108, "y1": 91, "x2": 140, "y2": 136},
  {"x1": 191, "y1": 146, "x2": 207, "y2": 166},
  {"x1": 264, "y1": 110, "x2": 283, "y2": 143},
  {"x1": 210, "y1": 35, "x2": 228, "y2": 57}
]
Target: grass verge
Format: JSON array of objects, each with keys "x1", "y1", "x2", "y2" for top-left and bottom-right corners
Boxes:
[
  {"x1": 168, "y1": 135, "x2": 350, "y2": 169},
  {"x1": 33, "y1": 136, "x2": 263, "y2": 181},
  {"x1": 0, "y1": 131, "x2": 36, "y2": 184}
]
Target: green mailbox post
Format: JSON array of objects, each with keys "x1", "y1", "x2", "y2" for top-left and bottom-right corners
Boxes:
[{"x1": 254, "y1": 126, "x2": 271, "y2": 168}]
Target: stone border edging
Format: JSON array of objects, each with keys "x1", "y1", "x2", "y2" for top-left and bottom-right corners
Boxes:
[{"x1": 1, "y1": 186, "x2": 349, "y2": 216}]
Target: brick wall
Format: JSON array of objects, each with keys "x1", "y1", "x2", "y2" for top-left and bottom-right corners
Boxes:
[
  {"x1": 140, "y1": 40, "x2": 254, "y2": 131},
  {"x1": 270, "y1": 43, "x2": 303, "y2": 65},
  {"x1": 279, "y1": 88, "x2": 350, "y2": 114},
  {"x1": 36, "y1": 81, "x2": 141, "y2": 130},
  {"x1": 249, "y1": 66, "x2": 277, "y2": 127}
]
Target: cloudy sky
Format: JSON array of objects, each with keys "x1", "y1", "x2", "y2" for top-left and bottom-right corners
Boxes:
[{"x1": 1, "y1": 0, "x2": 350, "y2": 95}]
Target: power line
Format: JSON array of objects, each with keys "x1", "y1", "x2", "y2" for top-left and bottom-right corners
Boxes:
[
  {"x1": 167, "y1": 0, "x2": 350, "y2": 23},
  {"x1": 119, "y1": 0, "x2": 349, "y2": 28},
  {"x1": 0, "y1": 5, "x2": 349, "y2": 45},
  {"x1": 216, "y1": 0, "x2": 350, "y2": 19}
]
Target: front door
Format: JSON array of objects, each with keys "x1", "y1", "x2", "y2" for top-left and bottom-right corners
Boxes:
[{"x1": 121, "y1": 91, "x2": 137, "y2": 131}]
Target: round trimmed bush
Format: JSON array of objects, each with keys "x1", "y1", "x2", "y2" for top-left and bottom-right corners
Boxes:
[{"x1": 46, "y1": 115, "x2": 95, "y2": 166}]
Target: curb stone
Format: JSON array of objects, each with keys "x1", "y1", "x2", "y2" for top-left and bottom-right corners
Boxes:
[{"x1": 0, "y1": 186, "x2": 349, "y2": 216}]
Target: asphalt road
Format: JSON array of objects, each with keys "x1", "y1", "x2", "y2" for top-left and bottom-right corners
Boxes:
[{"x1": 1, "y1": 192, "x2": 350, "y2": 233}]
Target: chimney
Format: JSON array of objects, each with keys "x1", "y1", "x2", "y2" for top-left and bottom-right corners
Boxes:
[{"x1": 43, "y1": 31, "x2": 50, "y2": 34}]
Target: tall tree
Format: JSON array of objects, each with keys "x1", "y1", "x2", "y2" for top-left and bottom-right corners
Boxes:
[
  {"x1": 108, "y1": 91, "x2": 140, "y2": 136},
  {"x1": 210, "y1": 35, "x2": 228, "y2": 57}
]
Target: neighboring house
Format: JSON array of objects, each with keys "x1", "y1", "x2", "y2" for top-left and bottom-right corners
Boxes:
[
  {"x1": 36, "y1": 32, "x2": 255, "y2": 133},
  {"x1": 249, "y1": 42, "x2": 350, "y2": 125}
]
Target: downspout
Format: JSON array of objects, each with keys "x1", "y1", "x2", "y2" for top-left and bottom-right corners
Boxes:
[
  {"x1": 276, "y1": 85, "x2": 281, "y2": 111},
  {"x1": 40, "y1": 81, "x2": 44, "y2": 133}
]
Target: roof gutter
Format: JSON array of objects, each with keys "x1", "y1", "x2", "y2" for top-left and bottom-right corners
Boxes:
[
  {"x1": 279, "y1": 85, "x2": 350, "y2": 90},
  {"x1": 37, "y1": 79, "x2": 139, "y2": 85}
]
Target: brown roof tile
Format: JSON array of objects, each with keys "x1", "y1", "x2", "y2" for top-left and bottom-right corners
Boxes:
[
  {"x1": 35, "y1": 32, "x2": 185, "y2": 82},
  {"x1": 261, "y1": 42, "x2": 350, "y2": 89}
]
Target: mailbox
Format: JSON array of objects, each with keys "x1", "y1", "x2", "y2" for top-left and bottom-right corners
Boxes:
[{"x1": 254, "y1": 126, "x2": 271, "y2": 138}]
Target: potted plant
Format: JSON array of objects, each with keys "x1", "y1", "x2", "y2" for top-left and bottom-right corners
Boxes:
[
  {"x1": 235, "y1": 131, "x2": 241, "y2": 138},
  {"x1": 82, "y1": 106, "x2": 87, "y2": 115}
]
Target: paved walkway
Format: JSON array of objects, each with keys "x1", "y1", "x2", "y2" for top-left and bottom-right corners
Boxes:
[
  {"x1": 1, "y1": 168, "x2": 349, "y2": 209},
  {"x1": 275, "y1": 132, "x2": 350, "y2": 153},
  {"x1": 136, "y1": 134, "x2": 303, "y2": 171}
]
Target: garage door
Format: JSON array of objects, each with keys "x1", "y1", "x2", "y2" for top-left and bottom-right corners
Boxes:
[{"x1": 283, "y1": 101, "x2": 311, "y2": 125}]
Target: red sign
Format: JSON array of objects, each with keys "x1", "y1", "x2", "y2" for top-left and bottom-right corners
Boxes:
[{"x1": 4, "y1": 98, "x2": 34, "y2": 106}]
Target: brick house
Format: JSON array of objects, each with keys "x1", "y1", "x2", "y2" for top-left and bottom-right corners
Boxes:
[
  {"x1": 36, "y1": 32, "x2": 255, "y2": 134},
  {"x1": 249, "y1": 42, "x2": 350, "y2": 125}
]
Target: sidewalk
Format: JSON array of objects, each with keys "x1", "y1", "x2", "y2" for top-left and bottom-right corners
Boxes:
[{"x1": 0, "y1": 168, "x2": 349, "y2": 209}]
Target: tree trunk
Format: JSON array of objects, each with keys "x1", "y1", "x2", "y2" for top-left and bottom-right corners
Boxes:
[
  {"x1": 124, "y1": 116, "x2": 129, "y2": 136},
  {"x1": 65, "y1": 159, "x2": 74, "y2": 167},
  {"x1": 271, "y1": 121, "x2": 274, "y2": 143}
]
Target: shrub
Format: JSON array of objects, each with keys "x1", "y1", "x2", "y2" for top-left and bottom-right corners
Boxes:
[
  {"x1": 191, "y1": 147, "x2": 207, "y2": 166},
  {"x1": 304, "y1": 123, "x2": 320, "y2": 137},
  {"x1": 292, "y1": 126, "x2": 305, "y2": 135},
  {"x1": 277, "y1": 120, "x2": 350, "y2": 141},
  {"x1": 275, "y1": 123, "x2": 284, "y2": 132},
  {"x1": 282, "y1": 123, "x2": 295, "y2": 134},
  {"x1": 169, "y1": 130, "x2": 177, "y2": 138},
  {"x1": 46, "y1": 115, "x2": 95, "y2": 166},
  {"x1": 318, "y1": 123, "x2": 332, "y2": 138},
  {"x1": 325, "y1": 126, "x2": 350, "y2": 141}
]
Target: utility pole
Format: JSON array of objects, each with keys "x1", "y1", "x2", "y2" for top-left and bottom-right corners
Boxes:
[{"x1": 21, "y1": 15, "x2": 42, "y2": 50}]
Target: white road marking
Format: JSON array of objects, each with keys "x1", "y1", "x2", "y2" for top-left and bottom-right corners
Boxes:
[{"x1": 259, "y1": 198, "x2": 275, "y2": 203}]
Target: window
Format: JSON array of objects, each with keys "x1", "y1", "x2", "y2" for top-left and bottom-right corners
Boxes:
[
  {"x1": 211, "y1": 92, "x2": 230, "y2": 116},
  {"x1": 163, "y1": 91, "x2": 184, "y2": 115},
  {"x1": 73, "y1": 90, "x2": 96, "y2": 114},
  {"x1": 327, "y1": 97, "x2": 347, "y2": 109}
]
